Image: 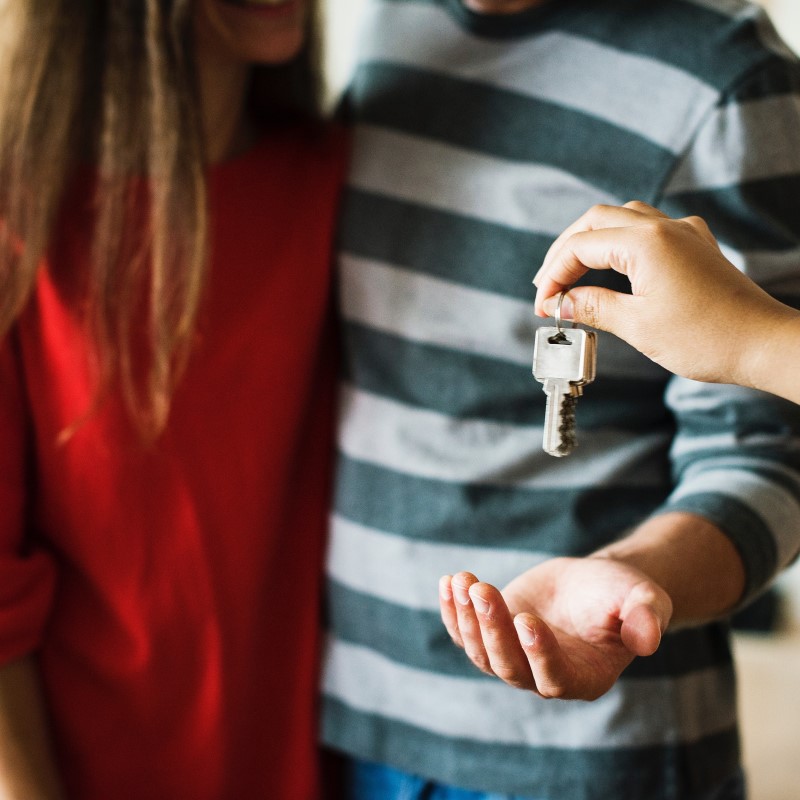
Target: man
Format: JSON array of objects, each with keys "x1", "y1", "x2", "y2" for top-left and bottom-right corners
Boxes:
[{"x1": 322, "y1": 0, "x2": 800, "y2": 797}]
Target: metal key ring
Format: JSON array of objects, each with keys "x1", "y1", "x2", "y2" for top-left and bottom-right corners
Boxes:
[{"x1": 555, "y1": 289, "x2": 574, "y2": 334}]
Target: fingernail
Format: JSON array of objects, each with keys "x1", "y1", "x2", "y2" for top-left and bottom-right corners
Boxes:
[
  {"x1": 439, "y1": 580, "x2": 452, "y2": 602},
  {"x1": 543, "y1": 294, "x2": 574, "y2": 320},
  {"x1": 453, "y1": 583, "x2": 471, "y2": 606},
  {"x1": 514, "y1": 620, "x2": 536, "y2": 645},
  {"x1": 470, "y1": 592, "x2": 489, "y2": 614}
]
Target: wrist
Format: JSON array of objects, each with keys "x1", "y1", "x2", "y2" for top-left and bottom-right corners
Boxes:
[
  {"x1": 738, "y1": 302, "x2": 800, "y2": 403},
  {"x1": 592, "y1": 512, "x2": 746, "y2": 626}
]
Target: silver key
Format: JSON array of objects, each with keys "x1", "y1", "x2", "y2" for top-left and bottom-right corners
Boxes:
[{"x1": 532, "y1": 326, "x2": 596, "y2": 457}]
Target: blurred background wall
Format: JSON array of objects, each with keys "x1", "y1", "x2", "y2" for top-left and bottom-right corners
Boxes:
[{"x1": 762, "y1": 0, "x2": 800, "y2": 51}]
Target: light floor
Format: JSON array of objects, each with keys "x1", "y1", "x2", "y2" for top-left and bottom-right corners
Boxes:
[{"x1": 734, "y1": 631, "x2": 800, "y2": 800}]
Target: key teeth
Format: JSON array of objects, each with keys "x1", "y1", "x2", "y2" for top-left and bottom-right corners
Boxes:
[
  {"x1": 556, "y1": 395, "x2": 577, "y2": 456},
  {"x1": 542, "y1": 392, "x2": 578, "y2": 457}
]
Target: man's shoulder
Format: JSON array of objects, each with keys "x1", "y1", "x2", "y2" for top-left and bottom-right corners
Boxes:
[{"x1": 574, "y1": 0, "x2": 797, "y2": 93}]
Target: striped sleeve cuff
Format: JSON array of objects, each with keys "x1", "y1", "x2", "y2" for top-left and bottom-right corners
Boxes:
[{"x1": 656, "y1": 465, "x2": 800, "y2": 604}]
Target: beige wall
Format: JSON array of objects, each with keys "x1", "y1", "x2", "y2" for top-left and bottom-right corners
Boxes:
[
  {"x1": 761, "y1": 0, "x2": 800, "y2": 52},
  {"x1": 324, "y1": 0, "x2": 367, "y2": 100}
]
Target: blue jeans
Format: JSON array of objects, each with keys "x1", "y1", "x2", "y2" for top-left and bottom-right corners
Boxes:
[
  {"x1": 341, "y1": 758, "x2": 538, "y2": 800},
  {"x1": 340, "y1": 758, "x2": 747, "y2": 800}
]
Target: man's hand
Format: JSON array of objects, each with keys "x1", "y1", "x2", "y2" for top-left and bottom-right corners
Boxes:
[{"x1": 439, "y1": 557, "x2": 672, "y2": 701}]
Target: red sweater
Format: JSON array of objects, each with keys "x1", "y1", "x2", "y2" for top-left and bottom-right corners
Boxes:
[{"x1": 0, "y1": 124, "x2": 346, "y2": 799}]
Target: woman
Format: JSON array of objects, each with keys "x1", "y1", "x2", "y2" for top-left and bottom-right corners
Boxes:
[{"x1": 0, "y1": 1, "x2": 346, "y2": 798}]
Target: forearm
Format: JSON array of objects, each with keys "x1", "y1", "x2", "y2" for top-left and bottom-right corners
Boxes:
[
  {"x1": 593, "y1": 511, "x2": 746, "y2": 626},
  {"x1": 0, "y1": 656, "x2": 64, "y2": 800}
]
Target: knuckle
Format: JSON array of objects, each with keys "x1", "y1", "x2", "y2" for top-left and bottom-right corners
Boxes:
[
  {"x1": 647, "y1": 218, "x2": 672, "y2": 239},
  {"x1": 586, "y1": 203, "x2": 614, "y2": 221},
  {"x1": 578, "y1": 294, "x2": 601, "y2": 329},
  {"x1": 623, "y1": 199, "x2": 649, "y2": 211},
  {"x1": 681, "y1": 213, "x2": 709, "y2": 231},
  {"x1": 642, "y1": 219, "x2": 676, "y2": 251},
  {"x1": 630, "y1": 580, "x2": 660, "y2": 605}
]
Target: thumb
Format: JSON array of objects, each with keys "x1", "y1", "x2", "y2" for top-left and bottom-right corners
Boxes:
[
  {"x1": 539, "y1": 285, "x2": 632, "y2": 337},
  {"x1": 620, "y1": 605, "x2": 664, "y2": 656},
  {"x1": 619, "y1": 581, "x2": 673, "y2": 657}
]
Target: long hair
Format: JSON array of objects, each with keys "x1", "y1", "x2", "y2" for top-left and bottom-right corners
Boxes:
[{"x1": 0, "y1": 0, "x2": 324, "y2": 437}]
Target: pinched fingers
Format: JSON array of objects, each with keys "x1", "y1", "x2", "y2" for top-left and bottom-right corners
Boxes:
[
  {"x1": 534, "y1": 202, "x2": 658, "y2": 290},
  {"x1": 622, "y1": 202, "x2": 717, "y2": 252}
]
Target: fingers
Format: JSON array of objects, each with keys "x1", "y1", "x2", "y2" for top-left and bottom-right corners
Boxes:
[
  {"x1": 467, "y1": 582, "x2": 536, "y2": 690},
  {"x1": 534, "y1": 225, "x2": 645, "y2": 317},
  {"x1": 537, "y1": 282, "x2": 636, "y2": 340},
  {"x1": 511, "y1": 613, "x2": 583, "y2": 698},
  {"x1": 441, "y1": 573, "x2": 594, "y2": 697},
  {"x1": 533, "y1": 202, "x2": 664, "y2": 290},
  {"x1": 450, "y1": 573, "x2": 492, "y2": 673},
  {"x1": 439, "y1": 575, "x2": 463, "y2": 648},
  {"x1": 532, "y1": 203, "x2": 717, "y2": 332},
  {"x1": 441, "y1": 571, "x2": 645, "y2": 701},
  {"x1": 440, "y1": 573, "x2": 537, "y2": 689}
]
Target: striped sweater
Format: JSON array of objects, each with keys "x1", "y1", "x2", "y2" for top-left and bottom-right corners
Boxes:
[{"x1": 322, "y1": 1, "x2": 800, "y2": 797}]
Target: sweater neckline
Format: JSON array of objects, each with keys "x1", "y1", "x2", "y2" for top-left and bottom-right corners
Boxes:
[{"x1": 443, "y1": 0, "x2": 571, "y2": 38}]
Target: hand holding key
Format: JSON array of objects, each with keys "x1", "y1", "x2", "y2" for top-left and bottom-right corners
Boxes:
[{"x1": 532, "y1": 201, "x2": 800, "y2": 403}]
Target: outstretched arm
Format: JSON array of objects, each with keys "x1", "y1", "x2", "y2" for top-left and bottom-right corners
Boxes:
[
  {"x1": 439, "y1": 511, "x2": 744, "y2": 700},
  {"x1": 532, "y1": 201, "x2": 800, "y2": 404}
]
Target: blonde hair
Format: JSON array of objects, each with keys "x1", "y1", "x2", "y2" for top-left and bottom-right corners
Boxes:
[{"x1": 0, "y1": 0, "x2": 323, "y2": 437}]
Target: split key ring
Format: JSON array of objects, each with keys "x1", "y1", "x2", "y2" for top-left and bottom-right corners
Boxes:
[{"x1": 554, "y1": 288, "x2": 578, "y2": 336}]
